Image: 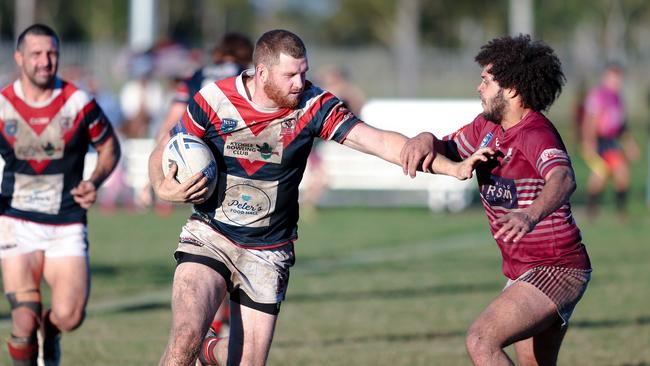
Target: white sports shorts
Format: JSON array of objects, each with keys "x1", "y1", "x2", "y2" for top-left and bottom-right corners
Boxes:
[{"x1": 0, "y1": 216, "x2": 88, "y2": 258}]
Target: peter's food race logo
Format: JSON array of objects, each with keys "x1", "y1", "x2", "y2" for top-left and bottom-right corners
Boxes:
[{"x1": 215, "y1": 176, "x2": 278, "y2": 228}]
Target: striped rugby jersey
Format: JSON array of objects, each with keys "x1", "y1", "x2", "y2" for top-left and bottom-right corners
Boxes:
[
  {"x1": 442, "y1": 111, "x2": 590, "y2": 279},
  {"x1": 174, "y1": 70, "x2": 361, "y2": 248},
  {"x1": 0, "y1": 78, "x2": 114, "y2": 224}
]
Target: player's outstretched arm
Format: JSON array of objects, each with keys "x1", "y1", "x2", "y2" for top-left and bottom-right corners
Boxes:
[
  {"x1": 494, "y1": 165, "x2": 576, "y2": 243},
  {"x1": 342, "y1": 123, "x2": 408, "y2": 165},
  {"x1": 342, "y1": 124, "x2": 484, "y2": 180},
  {"x1": 148, "y1": 134, "x2": 209, "y2": 204},
  {"x1": 400, "y1": 131, "x2": 494, "y2": 179}
]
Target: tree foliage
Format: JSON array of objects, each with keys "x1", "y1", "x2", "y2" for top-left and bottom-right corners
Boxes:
[
  {"x1": 2, "y1": 0, "x2": 650, "y2": 55},
  {"x1": 0, "y1": 0, "x2": 129, "y2": 41}
]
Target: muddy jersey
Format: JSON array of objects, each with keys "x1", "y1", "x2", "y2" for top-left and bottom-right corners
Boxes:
[
  {"x1": 442, "y1": 111, "x2": 590, "y2": 279},
  {"x1": 0, "y1": 78, "x2": 113, "y2": 224},
  {"x1": 174, "y1": 70, "x2": 361, "y2": 248}
]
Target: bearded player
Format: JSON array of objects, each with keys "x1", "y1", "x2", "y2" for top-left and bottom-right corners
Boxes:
[
  {"x1": 402, "y1": 34, "x2": 591, "y2": 366},
  {"x1": 149, "y1": 29, "x2": 492, "y2": 366}
]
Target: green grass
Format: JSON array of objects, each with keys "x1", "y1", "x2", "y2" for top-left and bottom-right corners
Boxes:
[
  {"x1": 1, "y1": 124, "x2": 649, "y2": 365},
  {"x1": 1, "y1": 202, "x2": 648, "y2": 365}
]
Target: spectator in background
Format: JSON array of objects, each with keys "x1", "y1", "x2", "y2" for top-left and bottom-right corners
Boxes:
[
  {"x1": 582, "y1": 62, "x2": 640, "y2": 219},
  {"x1": 120, "y1": 52, "x2": 172, "y2": 211},
  {"x1": 120, "y1": 52, "x2": 168, "y2": 139}
]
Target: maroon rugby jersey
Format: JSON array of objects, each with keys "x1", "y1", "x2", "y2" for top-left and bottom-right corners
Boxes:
[
  {"x1": 0, "y1": 78, "x2": 113, "y2": 224},
  {"x1": 173, "y1": 70, "x2": 361, "y2": 248},
  {"x1": 443, "y1": 111, "x2": 591, "y2": 279}
]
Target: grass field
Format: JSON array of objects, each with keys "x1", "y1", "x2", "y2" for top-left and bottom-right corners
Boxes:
[
  {"x1": 1, "y1": 135, "x2": 649, "y2": 365},
  {"x1": 1, "y1": 204, "x2": 648, "y2": 365}
]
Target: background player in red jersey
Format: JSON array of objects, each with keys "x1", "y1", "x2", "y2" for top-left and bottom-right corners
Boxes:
[
  {"x1": 401, "y1": 35, "x2": 591, "y2": 366},
  {"x1": 0, "y1": 24, "x2": 120, "y2": 366},
  {"x1": 148, "y1": 29, "x2": 491, "y2": 366}
]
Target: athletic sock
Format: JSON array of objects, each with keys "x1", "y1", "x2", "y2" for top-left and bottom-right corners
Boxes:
[
  {"x1": 41, "y1": 309, "x2": 61, "y2": 366},
  {"x1": 198, "y1": 335, "x2": 220, "y2": 366},
  {"x1": 7, "y1": 334, "x2": 38, "y2": 366}
]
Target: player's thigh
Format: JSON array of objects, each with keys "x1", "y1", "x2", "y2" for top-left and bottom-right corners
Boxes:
[
  {"x1": 40, "y1": 222, "x2": 91, "y2": 308},
  {"x1": 0, "y1": 217, "x2": 45, "y2": 291},
  {"x1": 1, "y1": 252, "x2": 45, "y2": 292},
  {"x1": 470, "y1": 281, "x2": 560, "y2": 347},
  {"x1": 43, "y1": 255, "x2": 90, "y2": 310},
  {"x1": 2, "y1": 251, "x2": 44, "y2": 292},
  {"x1": 170, "y1": 262, "x2": 227, "y2": 331},
  {"x1": 229, "y1": 301, "x2": 278, "y2": 365}
]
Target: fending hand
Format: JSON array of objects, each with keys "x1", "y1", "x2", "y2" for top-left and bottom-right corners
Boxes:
[
  {"x1": 400, "y1": 132, "x2": 436, "y2": 178},
  {"x1": 455, "y1": 147, "x2": 495, "y2": 180}
]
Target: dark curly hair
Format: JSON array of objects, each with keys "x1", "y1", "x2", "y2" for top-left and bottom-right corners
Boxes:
[{"x1": 475, "y1": 34, "x2": 565, "y2": 112}]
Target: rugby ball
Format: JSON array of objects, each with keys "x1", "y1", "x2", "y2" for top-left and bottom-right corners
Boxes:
[{"x1": 162, "y1": 133, "x2": 218, "y2": 198}]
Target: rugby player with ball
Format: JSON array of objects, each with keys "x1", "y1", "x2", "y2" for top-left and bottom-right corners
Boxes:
[{"x1": 149, "y1": 29, "x2": 492, "y2": 366}]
